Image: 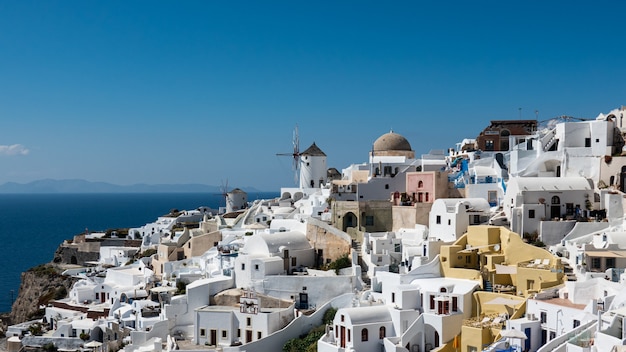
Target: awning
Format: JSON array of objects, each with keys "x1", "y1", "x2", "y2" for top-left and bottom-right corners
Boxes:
[
  {"x1": 331, "y1": 180, "x2": 354, "y2": 186},
  {"x1": 585, "y1": 250, "x2": 626, "y2": 258}
]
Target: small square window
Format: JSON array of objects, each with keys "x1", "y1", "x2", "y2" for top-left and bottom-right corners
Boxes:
[
  {"x1": 222, "y1": 330, "x2": 227, "y2": 338},
  {"x1": 529, "y1": 209, "x2": 535, "y2": 218},
  {"x1": 200, "y1": 329, "x2": 206, "y2": 337}
]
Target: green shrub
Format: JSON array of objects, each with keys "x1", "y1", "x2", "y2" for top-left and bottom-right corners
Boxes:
[
  {"x1": 283, "y1": 325, "x2": 325, "y2": 352},
  {"x1": 141, "y1": 248, "x2": 157, "y2": 258},
  {"x1": 323, "y1": 307, "x2": 337, "y2": 325},
  {"x1": 28, "y1": 264, "x2": 58, "y2": 277},
  {"x1": 176, "y1": 280, "x2": 187, "y2": 295},
  {"x1": 28, "y1": 322, "x2": 43, "y2": 336},
  {"x1": 326, "y1": 254, "x2": 351, "y2": 274},
  {"x1": 42, "y1": 343, "x2": 58, "y2": 352},
  {"x1": 54, "y1": 286, "x2": 68, "y2": 300}
]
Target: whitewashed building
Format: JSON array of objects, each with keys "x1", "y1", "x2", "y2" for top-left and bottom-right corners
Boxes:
[
  {"x1": 504, "y1": 176, "x2": 593, "y2": 236},
  {"x1": 429, "y1": 198, "x2": 491, "y2": 242},
  {"x1": 194, "y1": 290, "x2": 294, "y2": 347}
]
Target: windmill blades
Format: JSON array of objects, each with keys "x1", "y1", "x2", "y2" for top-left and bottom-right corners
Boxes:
[
  {"x1": 292, "y1": 125, "x2": 300, "y2": 184},
  {"x1": 220, "y1": 179, "x2": 229, "y2": 207},
  {"x1": 276, "y1": 125, "x2": 302, "y2": 185},
  {"x1": 220, "y1": 179, "x2": 229, "y2": 195},
  {"x1": 293, "y1": 124, "x2": 300, "y2": 153},
  {"x1": 292, "y1": 124, "x2": 300, "y2": 167}
]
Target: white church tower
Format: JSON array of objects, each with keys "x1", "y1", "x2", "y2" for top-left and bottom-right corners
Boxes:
[{"x1": 299, "y1": 142, "x2": 327, "y2": 189}]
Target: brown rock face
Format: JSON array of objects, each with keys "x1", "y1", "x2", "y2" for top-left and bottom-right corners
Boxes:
[{"x1": 8, "y1": 264, "x2": 77, "y2": 326}]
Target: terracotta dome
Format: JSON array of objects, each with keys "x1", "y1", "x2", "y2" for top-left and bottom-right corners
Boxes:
[{"x1": 373, "y1": 131, "x2": 412, "y2": 152}]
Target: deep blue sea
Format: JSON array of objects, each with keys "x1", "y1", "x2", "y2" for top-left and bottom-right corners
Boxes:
[{"x1": 0, "y1": 192, "x2": 278, "y2": 313}]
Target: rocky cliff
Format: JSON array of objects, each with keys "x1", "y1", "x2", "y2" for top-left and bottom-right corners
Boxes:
[{"x1": 4, "y1": 263, "x2": 77, "y2": 330}]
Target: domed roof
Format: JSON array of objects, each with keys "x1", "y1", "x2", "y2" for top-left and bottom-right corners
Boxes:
[{"x1": 373, "y1": 131, "x2": 412, "y2": 152}]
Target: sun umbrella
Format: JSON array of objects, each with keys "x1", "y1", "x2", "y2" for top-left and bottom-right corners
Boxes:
[{"x1": 84, "y1": 341, "x2": 102, "y2": 350}]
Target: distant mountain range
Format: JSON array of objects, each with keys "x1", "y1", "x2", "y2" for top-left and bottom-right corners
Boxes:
[{"x1": 0, "y1": 179, "x2": 262, "y2": 194}]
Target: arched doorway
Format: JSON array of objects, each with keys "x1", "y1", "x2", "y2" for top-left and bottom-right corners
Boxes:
[{"x1": 343, "y1": 212, "x2": 357, "y2": 232}]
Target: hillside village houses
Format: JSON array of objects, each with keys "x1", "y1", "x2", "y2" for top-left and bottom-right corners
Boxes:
[{"x1": 12, "y1": 105, "x2": 626, "y2": 352}]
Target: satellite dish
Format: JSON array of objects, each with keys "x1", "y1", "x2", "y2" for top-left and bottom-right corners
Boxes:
[{"x1": 494, "y1": 244, "x2": 501, "y2": 252}]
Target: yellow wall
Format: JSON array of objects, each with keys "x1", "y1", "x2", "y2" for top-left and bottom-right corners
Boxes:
[
  {"x1": 461, "y1": 325, "x2": 492, "y2": 352},
  {"x1": 473, "y1": 291, "x2": 525, "y2": 317},
  {"x1": 185, "y1": 230, "x2": 221, "y2": 258},
  {"x1": 440, "y1": 225, "x2": 565, "y2": 294}
]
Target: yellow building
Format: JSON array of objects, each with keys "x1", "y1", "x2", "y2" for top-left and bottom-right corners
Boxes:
[{"x1": 438, "y1": 225, "x2": 566, "y2": 352}]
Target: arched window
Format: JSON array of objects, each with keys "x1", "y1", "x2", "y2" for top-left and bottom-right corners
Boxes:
[
  {"x1": 379, "y1": 326, "x2": 386, "y2": 339},
  {"x1": 440, "y1": 287, "x2": 447, "y2": 293},
  {"x1": 418, "y1": 180, "x2": 424, "y2": 188},
  {"x1": 361, "y1": 328, "x2": 368, "y2": 341},
  {"x1": 551, "y1": 196, "x2": 560, "y2": 204}
]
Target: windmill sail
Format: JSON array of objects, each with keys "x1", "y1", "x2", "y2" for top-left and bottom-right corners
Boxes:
[{"x1": 276, "y1": 125, "x2": 301, "y2": 185}]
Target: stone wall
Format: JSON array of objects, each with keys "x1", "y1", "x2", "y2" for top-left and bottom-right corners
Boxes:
[
  {"x1": 391, "y1": 203, "x2": 433, "y2": 231},
  {"x1": 306, "y1": 218, "x2": 351, "y2": 266},
  {"x1": 53, "y1": 244, "x2": 100, "y2": 266}
]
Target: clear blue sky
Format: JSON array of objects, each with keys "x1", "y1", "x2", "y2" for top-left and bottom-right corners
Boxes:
[{"x1": 1, "y1": 1, "x2": 625, "y2": 191}]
